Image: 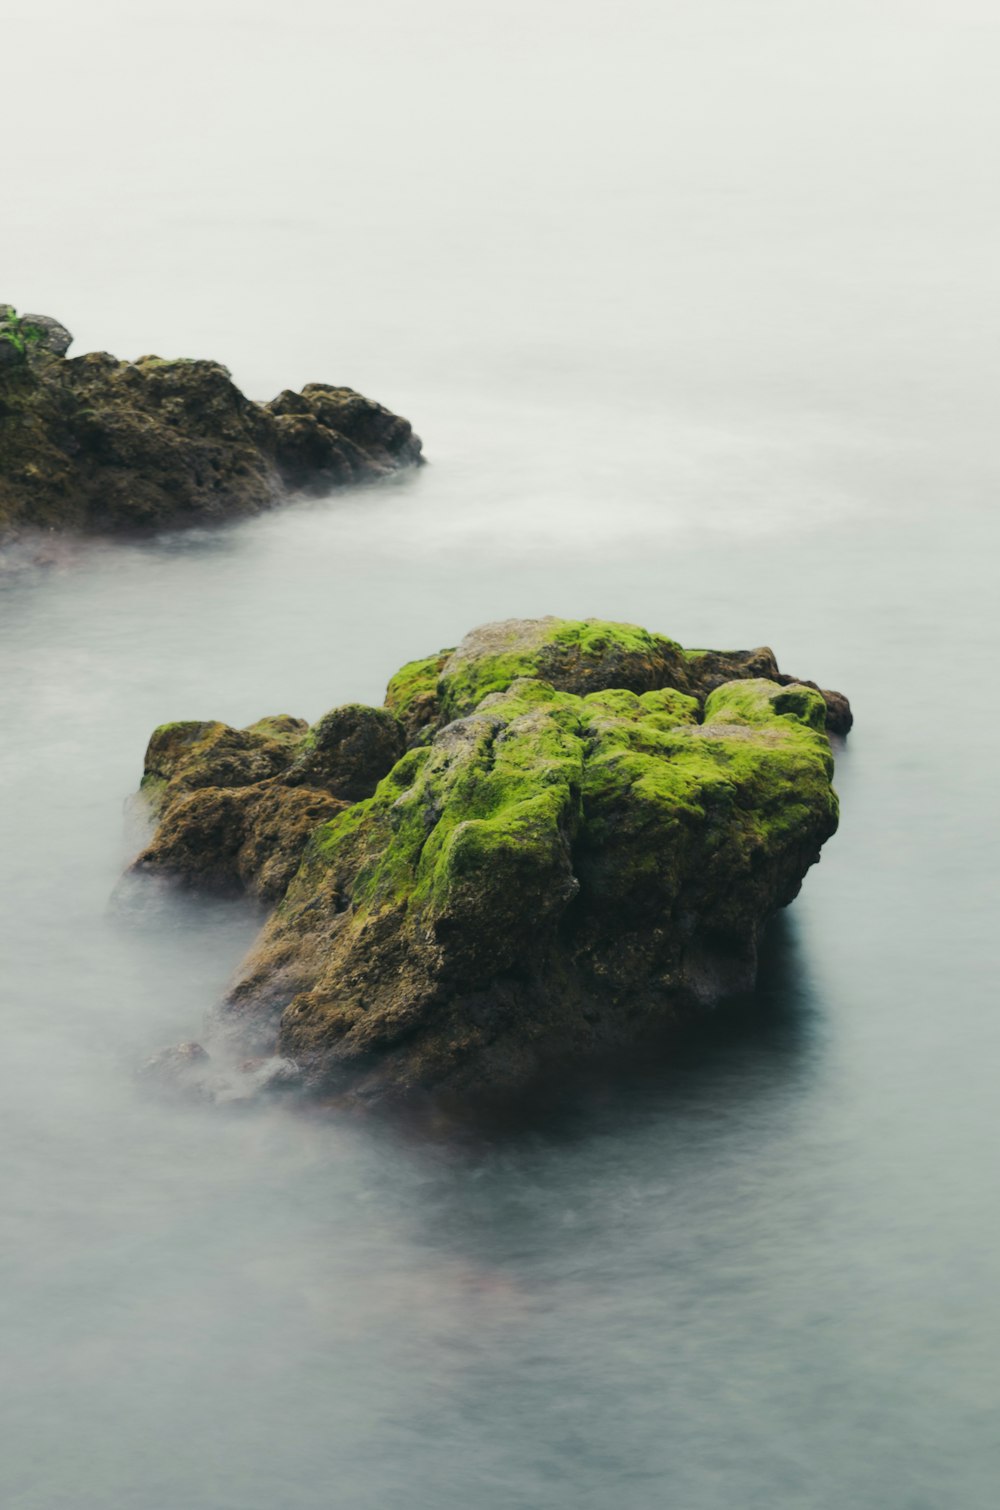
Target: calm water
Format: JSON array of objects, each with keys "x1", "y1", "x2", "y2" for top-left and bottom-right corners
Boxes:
[{"x1": 3, "y1": 2, "x2": 999, "y2": 1506}]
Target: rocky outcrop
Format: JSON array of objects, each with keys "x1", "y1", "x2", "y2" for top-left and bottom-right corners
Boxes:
[
  {"x1": 385, "y1": 619, "x2": 853, "y2": 737},
  {"x1": 132, "y1": 706, "x2": 405, "y2": 902},
  {"x1": 0, "y1": 306, "x2": 422, "y2": 537},
  {"x1": 130, "y1": 618, "x2": 850, "y2": 1107}
]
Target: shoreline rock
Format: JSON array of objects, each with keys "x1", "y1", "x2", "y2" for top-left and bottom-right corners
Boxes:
[
  {"x1": 0, "y1": 306, "x2": 423, "y2": 539},
  {"x1": 128, "y1": 618, "x2": 851, "y2": 1109},
  {"x1": 136, "y1": 1041, "x2": 302, "y2": 1104}
]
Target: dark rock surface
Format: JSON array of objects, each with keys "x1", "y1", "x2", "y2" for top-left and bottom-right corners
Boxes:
[
  {"x1": 129, "y1": 618, "x2": 851, "y2": 1108},
  {"x1": 131, "y1": 704, "x2": 404, "y2": 903},
  {"x1": 20, "y1": 313, "x2": 74, "y2": 356},
  {"x1": 0, "y1": 306, "x2": 422, "y2": 538}
]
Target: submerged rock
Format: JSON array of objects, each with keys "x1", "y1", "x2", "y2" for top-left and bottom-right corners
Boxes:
[
  {"x1": 0, "y1": 306, "x2": 422, "y2": 538},
  {"x1": 136, "y1": 1041, "x2": 217, "y2": 1098},
  {"x1": 129, "y1": 618, "x2": 851, "y2": 1107},
  {"x1": 136, "y1": 1041, "x2": 301, "y2": 1104}
]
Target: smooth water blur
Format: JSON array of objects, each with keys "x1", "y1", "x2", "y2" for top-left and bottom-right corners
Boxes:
[{"x1": 3, "y1": 2, "x2": 999, "y2": 1506}]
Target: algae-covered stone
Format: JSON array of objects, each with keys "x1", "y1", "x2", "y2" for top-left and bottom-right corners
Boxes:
[
  {"x1": 387, "y1": 618, "x2": 849, "y2": 739},
  {"x1": 435, "y1": 617, "x2": 693, "y2": 721},
  {"x1": 138, "y1": 616, "x2": 850, "y2": 1106},
  {"x1": 133, "y1": 784, "x2": 347, "y2": 902},
  {"x1": 0, "y1": 308, "x2": 423, "y2": 539},
  {"x1": 284, "y1": 704, "x2": 406, "y2": 801},
  {"x1": 19, "y1": 313, "x2": 73, "y2": 356},
  {"x1": 139, "y1": 715, "x2": 310, "y2": 817},
  {"x1": 131, "y1": 705, "x2": 405, "y2": 901}
]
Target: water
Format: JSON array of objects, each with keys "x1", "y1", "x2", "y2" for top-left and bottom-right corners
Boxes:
[{"x1": 3, "y1": 2, "x2": 999, "y2": 1505}]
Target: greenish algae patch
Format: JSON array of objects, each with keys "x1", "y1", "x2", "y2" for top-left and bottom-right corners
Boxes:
[
  {"x1": 435, "y1": 616, "x2": 690, "y2": 722},
  {"x1": 384, "y1": 651, "x2": 452, "y2": 739},
  {"x1": 257, "y1": 639, "x2": 843, "y2": 1101}
]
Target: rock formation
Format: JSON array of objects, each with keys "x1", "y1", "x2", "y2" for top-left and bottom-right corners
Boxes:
[
  {"x1": 0, "y1": 306, "x2": 422, "y2": 537},
  {"x1": 130, "y1": 618, "x2": 850, "y2": 1107}
]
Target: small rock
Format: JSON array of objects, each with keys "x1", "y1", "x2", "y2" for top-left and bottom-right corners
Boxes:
[
  {"x1": 137, "y1": 1041, "x2": 217, "y2": 1098},
  {"x1": 20, "y1": 313, "x2": 73, "y2": 356}
]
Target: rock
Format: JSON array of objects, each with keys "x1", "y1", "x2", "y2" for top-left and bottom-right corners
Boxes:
[
  {"x1": 436, "y1": 616, "x2": 695, "y2": 718},
  {"x1": 140, "y1": 1039, "x2": 210, "y2": 1071},
  {"x1": 0, "y1": 308, "x2": 423, "y2": 538},
  {"x1": 0, "y1": 308, "x2": 28, "y2": 370},
  {"x1": 127, "y1": 618, "x2": 850, "y2": 1107},
  {"x1": 136, "y1": 1042, "x2": 301, "y2": 1104},
  {"x1": 137, "y1": 1041, "x2": 217, "y2": 1098},
  {"x1": 776, "y1": 674, "x2": 853, "y2": 735},
  {"x1": 139, "y1": 715, "x2": 311, "y2": 817},
  {"x1": 387, "y1": 619, "x2": 851, "y2": 738},
  {"x1": 130, "y1": 704, "x2": 406, "y2": 900},
  {"x1": 284, "y1": 704, "x2": 407, "y2": 800},
  {"x1": 19, "y1": 313, "x2": 73, "y2": 356},
  {"x1": 132, "y1": 783, "x2": 348, "y2": 902}
]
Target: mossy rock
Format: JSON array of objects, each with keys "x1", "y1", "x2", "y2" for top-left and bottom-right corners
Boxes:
[
  {"x1": 131, "y1": 705, "x2": 405, "y2": 902},
  {"x1": 0, "y1": 309, "x2": 423, "y2": 538},
  {"x1": 133, "y1": 784, "x2": 348, "y2": 903},
  {"x1": 386, "y1": 617, "x2": 852, "y2": 738},
  {"x1": 153, "y1": 617, "x2": 852, "y2": 1106},
  {"x1": 139, "y1": 716, "x2": 311, "y2": 817}
]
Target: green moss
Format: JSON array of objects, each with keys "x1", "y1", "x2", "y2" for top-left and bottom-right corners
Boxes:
[
  {"x1": 703, "y1": 678, "x2": 826, "y2": 732},
  {"x1": 587, "y1": 685, "x2": 701, "y2": 728},
  {"x1": 384, "y1": 650, "x2": 452, "y2": 736},
  {"x1": 438, "y1": 650, "x2": 537, "y2": 720},
  {"x1": 245, "y1": 715, "x2": 308, "y2": 744},
  {"x1": 133, "y1": 356, "x2": 197, "y2": 370},
  {"x1": 303, "y1": 682, "x2": 582, "y2": 917},
  {"x1": 298, "y1": 656, "x2": 837, "y2": 950},
  {"x1": 0, "y1": 308, "x2": 45, "y2": 357},
  {"x1": 211, "y1": 618, "x2": 851, "y2": 1097},
  {"x1": 424, "y1": 693, "x2": 584, "y2": 917},
  {"x1": 437, "y1": 617, "x2": 688, "y2": 722},
  {"x1": 573, "y1": 676, "x2": 837, "y2": 922},
  {"x1": 138, "y1": 773, "x2": 167, "y2": 806},
  {"x1": 549, "y1": 618, "x2": 680, "y2": 658}
]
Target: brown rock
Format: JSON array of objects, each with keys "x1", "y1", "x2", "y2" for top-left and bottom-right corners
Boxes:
[{"x1": 0, "y1": 311, "x2": 423, "y2": 538}]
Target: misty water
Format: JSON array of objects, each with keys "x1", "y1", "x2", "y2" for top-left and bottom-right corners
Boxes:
[{"x1": 3, "y1": 2, "x2": 999, "y2": 1505}]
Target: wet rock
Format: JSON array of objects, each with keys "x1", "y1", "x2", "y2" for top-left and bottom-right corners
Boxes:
[
  {"x1": 20, "y1": 313, "x2": 73, "y2": 356},
  {"x1": 139, "y1": 716, "x2": 311, "y2": 818},
  {"x1": 130, "y1": 705, "x2": 403, "y2": 900},
  {"x1": 775, "y1": 674, "x2": 853, "y2": 735},
  {"x1": 0, "y1": 308, "x2": 422, "y2": 539},
  {"x1": 284, "y1": 704, "x2": 406, "y2": 801},
  {"x1": 137, "y1": 1041, "x2": 217, "y2": 1098},
  {"x1": 132, "y1": 783, "x2": 347, "y2": 902},
  {"x1": 123, "y1": 617, "x2": 850, "y2": 1107},
  {"x1": 387, "y1": 622, "x2": 852, "y2": 741}
]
